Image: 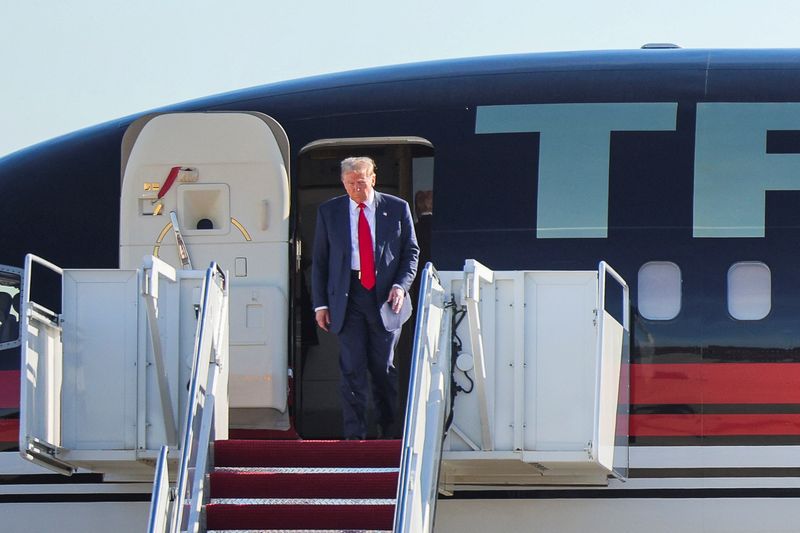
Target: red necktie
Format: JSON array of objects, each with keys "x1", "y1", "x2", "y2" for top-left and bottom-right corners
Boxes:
[{"x1": 357, "y1": 203, "x2": 375, "y2": 290}]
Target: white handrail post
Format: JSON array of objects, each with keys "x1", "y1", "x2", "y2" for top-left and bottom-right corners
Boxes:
[
  {"x1": 141, "y1": 256, "x2": 179, "y2": 446},
  {"x1": 19, "y1": 254, "x2": 72, "y2": 476},
  {"x1": 147, "y1": 446, "x2": 173, "y2": 533},
  {"x1": 592, "y1": 261, "x2": 629, "y2": 466},
  {"x1": 600, "y1": 261, "x2": 630, "y2": 331},
  {"x1": 462, "y1": 259, "x2": 494, "y2": 451}
]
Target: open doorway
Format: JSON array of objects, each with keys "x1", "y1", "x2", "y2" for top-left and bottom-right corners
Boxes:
[{"x1": 294, "y1": 138, "x2": 434, "y2": 438}]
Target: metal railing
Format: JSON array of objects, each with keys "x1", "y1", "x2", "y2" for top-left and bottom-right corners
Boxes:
[
  {"x1": 394, "y1": 263, "x2": 453, "y2": 533},
  {"x1": 597, "y1": 261, "x2": 630, "y2": 332},
  {"x1": 147, "y1": 446, "x2": 173, "y2": 531},
  {"x1": 18, "y1": 254, "x2": 72, "y2": 476},
  {"x1": 141, "y1": 257, "x2": 180, "y2": 447},
  {"x1": 461, "y1": 259, "x2": 494, "y2": 451},
  {"x1": 592, "y1": 261, "x2": 630, "y2": 478},
  {"x1": 147, "y1": 262, "x2": 229, "y2": 533}
]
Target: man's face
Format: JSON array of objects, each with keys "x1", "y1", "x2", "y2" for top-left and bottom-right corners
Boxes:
[{"x1": 342, "y1": 165, "x2": 376, "y2": 204}]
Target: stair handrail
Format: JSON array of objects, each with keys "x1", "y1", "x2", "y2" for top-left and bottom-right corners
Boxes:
[
  {"x1": 176, "y1": 262, "x2": 228, "y2": 532},
  {"x1": 147, "y1": 262, "x2": 228, "y2": 533},
  {"x1": 395, "y1": 263, "x2": 453, "y2": 533},
  {"x1": 141, "y1": 256, "x2": 180, "y2": 447},
  {"x1": 593, "y1": 261, "x2": 630, "y2": 477},
  {"x1": 146, "y1": 445, "x2": 173, "y2": 532},
  {"x1": 18, "y1": 253, "x2": 74, "y2": 476},
  {"x1": 597, "y1": 261, "x2": 629, "y2": 331},
  {"x1": 461, "y1": 259, "x2": 494, "y2": 451}
]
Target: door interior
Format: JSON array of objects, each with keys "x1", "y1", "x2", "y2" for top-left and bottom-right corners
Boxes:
[{"x1": 294, "y1": 140, "x2": 434, "y2": 438}]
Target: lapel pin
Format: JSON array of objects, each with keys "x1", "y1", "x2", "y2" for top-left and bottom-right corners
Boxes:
[{"x1": 383, "y1": 212, "x2": 387, "y2": 216}]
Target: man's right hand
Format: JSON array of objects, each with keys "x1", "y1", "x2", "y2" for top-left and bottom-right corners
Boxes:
[{"x1": 315, "y1": 309, "x2": 331, "y2": 332}]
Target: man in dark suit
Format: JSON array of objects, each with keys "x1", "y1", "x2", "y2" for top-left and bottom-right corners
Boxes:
[{"x1": 312, "y1": 157, "x2": 419, "y2": 439}]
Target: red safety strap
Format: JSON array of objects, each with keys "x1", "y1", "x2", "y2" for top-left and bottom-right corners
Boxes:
[{"x1": 157, "y1": 166, "x2": 182, "y2": 200}]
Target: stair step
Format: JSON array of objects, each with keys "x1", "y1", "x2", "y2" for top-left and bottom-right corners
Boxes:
[
  {"x1": 214, "y1": 439, "x2": 401, "y2": 468},
  {"x1": 207, "y1": 531, "x2": 389, "y2": 533},
  {"x1": 207, "y1": 439, "x2": 400, "y2": 530},
  {"x1": 210, "y1": 471, "x2": 399, "y2": 499},
  {"x1": 211, "y1": 498, "x2": 394, "y2": 505},
  {"x1": 205, "y1": 503, "x2": 395, "y2": 530}
]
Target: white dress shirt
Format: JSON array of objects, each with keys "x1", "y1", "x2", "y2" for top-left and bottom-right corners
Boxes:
[{"x1": 349, "y1": 191, "x2": 376, "y2": 270}]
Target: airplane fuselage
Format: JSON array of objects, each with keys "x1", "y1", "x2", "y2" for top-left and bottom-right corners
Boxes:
[{"x1": 3, "y1": 48, "x2": 800, "y2": 532}]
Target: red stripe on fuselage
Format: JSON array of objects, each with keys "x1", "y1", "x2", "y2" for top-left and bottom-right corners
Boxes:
[
  {"x1": 0, "y1": 419, "x2": 18, "y2": 442},
  {"x1": 632, "y1": 363, "x2": 800, "y2": 405},
  {"x1": 0, "y1": 370, "x2": 19, "y2": 408},
  {"x1": 630, "y1": 413, "x2": 800, "y2": 436},
  {"x1": 4, "y1": 364, "x2": 797, "y2": 408},
  {"x1": 4, "y1": 364, "x2": 800, "y2": 439}
]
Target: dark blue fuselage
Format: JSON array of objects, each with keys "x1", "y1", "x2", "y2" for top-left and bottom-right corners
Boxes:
[{"x1": 5, "y1": 49, "x2": 800, "y2": 446}]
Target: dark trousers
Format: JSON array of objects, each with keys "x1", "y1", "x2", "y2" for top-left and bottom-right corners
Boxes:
[{"x1": 337, "y1": 272, "x2": 400, "y2": 439}]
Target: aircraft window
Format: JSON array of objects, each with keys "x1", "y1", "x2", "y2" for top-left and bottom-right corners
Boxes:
[
  {"x1": 728, "y1": 262, "x2": 771, "y2": 321},
  {"x1": 637, "y1": 261, "x2": 681, "y2": 320},
  {"x1": 0, "y1": 268, "x2": 21, "y2": 350}
]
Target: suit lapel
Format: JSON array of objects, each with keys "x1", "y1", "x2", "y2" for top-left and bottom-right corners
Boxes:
[
  {"x1": 374, "y1": 192, "x2": 388, "y2": 266},
  {"x1": 337, "y1": 195, "x2": 352, "y2": 264}
]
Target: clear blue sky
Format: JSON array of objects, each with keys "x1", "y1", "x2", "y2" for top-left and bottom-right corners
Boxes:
[{"x1": 1, "y1": 0, "x2": 798, "y2": 158}]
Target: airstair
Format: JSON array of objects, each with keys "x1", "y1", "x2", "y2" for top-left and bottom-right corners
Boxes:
[
  {"x1": 20, "y1": 254, "x2": 229, "y2": 479},
  {"x1": 395, "y1": 260, "x2": 629, "y2": 530},
  {"x1": 18, "y1": 254, "x2": 628, "y2": 532},
  {"x1": 438, "y1": 260, "x2": 630, "y2": 488}
]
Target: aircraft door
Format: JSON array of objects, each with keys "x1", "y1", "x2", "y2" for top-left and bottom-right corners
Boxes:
[
  {"x1": 295, "y1": 139, "x2": 434, "y2": 437},
  {"x1": 120, "y1": 113, "x2": 290, "y2": 429}
]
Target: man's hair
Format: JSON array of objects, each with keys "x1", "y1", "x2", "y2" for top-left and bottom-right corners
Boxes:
[{"x1": 341, "y1": 156, "x2": 377, "y2": 176}]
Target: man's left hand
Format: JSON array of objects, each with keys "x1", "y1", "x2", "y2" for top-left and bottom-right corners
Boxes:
[{"x1": 387, "y1": 286, "x2": 405, "y2": 314}]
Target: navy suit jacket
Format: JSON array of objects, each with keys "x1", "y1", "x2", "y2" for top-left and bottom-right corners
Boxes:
[{"x1": 312, "y1": 191, "x2": 419, "y2": 334}]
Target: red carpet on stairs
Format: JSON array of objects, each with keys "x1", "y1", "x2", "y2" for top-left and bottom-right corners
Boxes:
[
  {"x1": 206, "y1": 439, "x2": 402, "y2": 531},
  {"x1": 214, "y1": 438, "x2": 401, "y2": 468},
  {"x1": 207, "y1": 503, "x2": 396, "y2": 530},
  {"x1": 211, "y1": 471, "x2": 399, "y2": 499}
]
